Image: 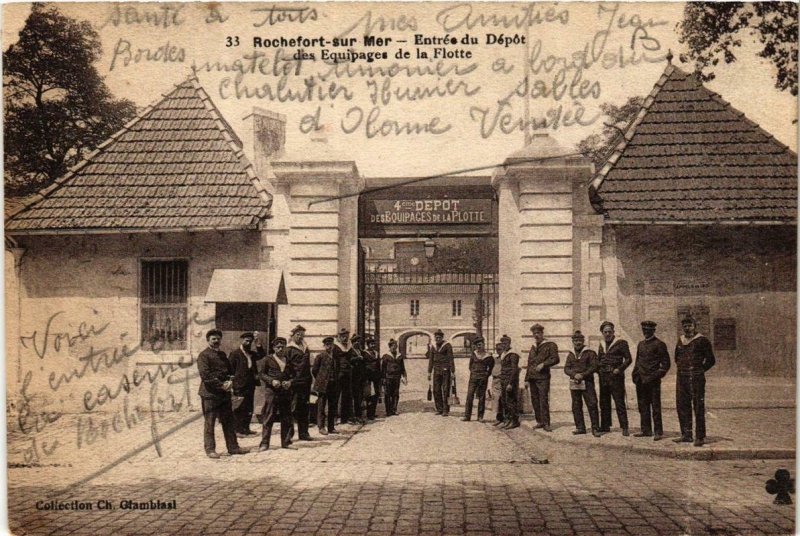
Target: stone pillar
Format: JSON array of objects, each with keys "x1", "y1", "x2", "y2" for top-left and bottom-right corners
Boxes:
[
  {"x1": 269, "y1": 161, "x2": 362, "y2": 350},
  {"x1": 572, "y1": 175, "x2": 606, "y2": 350},
  {"x1": 495, "y1": 178, "x2": 523, "y2": 346},
  {"x1": 493, "y1": 136, "x2": 594, "y2": 357}
]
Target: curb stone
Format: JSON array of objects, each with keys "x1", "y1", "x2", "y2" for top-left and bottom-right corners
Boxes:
[{"x1": 516, "y1": 421, "x2": 795, "y2": 461}]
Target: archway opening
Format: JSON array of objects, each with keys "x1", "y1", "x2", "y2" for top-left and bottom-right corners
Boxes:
[
  {"x1": 450, "y1": 331, "x2": 477, "y2": 358},
  {"x1": 398, "y1": 330, "x2": 431, "y2": 358}
]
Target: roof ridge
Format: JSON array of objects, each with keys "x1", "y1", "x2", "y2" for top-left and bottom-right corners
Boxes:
[
  {"x1": 6, "y1": 74, "x2": 197, "y2": 223},
  {"x1": 591, "y1": 63, "x2": 675, "y2": 191}
]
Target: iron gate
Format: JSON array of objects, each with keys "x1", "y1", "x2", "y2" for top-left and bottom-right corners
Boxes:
[{"x1": 358, "y1": 258, "x2": 499, "y2": 353}]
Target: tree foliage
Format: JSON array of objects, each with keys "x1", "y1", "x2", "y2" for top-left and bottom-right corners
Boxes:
[
  {"x1": 678, "y1": 2, "x2": 798, "y2": 95},
  {"x1": 4, "y1": 3, "x2": 137, "y2": 196},
  {"x1": 577, "y1": 97, "x2": 644, "y2": 170},
  {"x1": 428, "y1": 238, "x2": 498, "y2": 273}
]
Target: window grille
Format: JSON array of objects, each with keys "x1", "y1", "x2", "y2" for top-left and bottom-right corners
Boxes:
[
  {"x1": 141, "y1": 260, "x2": 188, "y2": 351},
  {"x1": 452, "y1": 299, "x2": 462, "y2": 317}
]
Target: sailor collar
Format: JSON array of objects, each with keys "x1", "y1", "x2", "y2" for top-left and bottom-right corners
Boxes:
[
  {"x1": 334, "y1": 340, "x2": 352, "y2": 352},
  {"x1": 272, "y1": 353, "x2": 287, "y2": 371},
  {"x1": 600, "y1": 338, "x2": 624, "y2": 353},
  {"x1": 680, "y1": 333, "x2": 705, "y2": 345},
  {"x1": 574, "y1": 346, "x2": 591, "y2": 358}
]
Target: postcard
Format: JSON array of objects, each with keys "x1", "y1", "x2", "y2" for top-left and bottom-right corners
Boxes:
[{"x1": 4, "y1": 2, "x2": 797, "y2": 534}]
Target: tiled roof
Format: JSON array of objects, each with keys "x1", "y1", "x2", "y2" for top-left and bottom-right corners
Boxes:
[
  {"x1": 592, "y1": 64, "x2": 797, "y2": 223},
  {"x1": 6, "y1": 76, "x2": 271, "y2": 233}
]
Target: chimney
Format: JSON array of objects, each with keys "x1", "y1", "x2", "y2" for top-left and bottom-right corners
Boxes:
[{"x1": 242, "y1": 107, "x2": 286, "y2": 178}]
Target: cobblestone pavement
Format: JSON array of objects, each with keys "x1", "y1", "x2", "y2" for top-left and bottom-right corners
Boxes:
[{"x1": 8, "y1": 391, "x2": 796, "y2": 536}]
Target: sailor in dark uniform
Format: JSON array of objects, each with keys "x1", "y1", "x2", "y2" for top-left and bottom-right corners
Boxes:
[
  {"x1": 674, "y1": 316, "x2": 716, "y2": 447},
  {"x1": 286, "y1": 325, "x2": 313, "y2": 441},
  {"x1": 597, "y1": 321, "x2": 632, "y2": 436},
  {"x1": 258, "y1": 337, "x2": 295, "y2": 451},
  {"x1": 525, "y1": 324, "x2": 560, "y2": 432},
  {"x1": 381, "y1": 339, "x2": 407, "y2": 416},
  {"x1": 350, "y1": 334, "x2": 367, "y2": 424},
  {"x1": 333, "y1": 328, "x2": 356, "y2": 425},
  {"x1": 564, "y1": 330, "x2": 601, "y2": 437},
  {"x1": 490, "y1": 342, "x2": 505, "y2": 425},
  {"x1": 229, "y1": 331, "x2": 266, "y2": 436},
  {"x1": 363, "y1": 337, "x2": 383, "y2": 421},
  {"x1": 427, "y1": 329, "x2": 455, "y2": 416},
  {"x1": 462, "y1": 336, "x2": 494, "y2": 422},
  {"x1": 497, "y1": 335, "x2": 521, "y2": 429},
  {"x1": 632, "y1": 320, "x2": 671, "y2": 441},
  {"x1": 312, "y1": 336, "x2": 339, "y2": 435}
]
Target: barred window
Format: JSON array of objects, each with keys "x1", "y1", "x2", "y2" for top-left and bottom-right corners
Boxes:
[
  {"x1": 452, "y1": 299, "x2": 462, "y2": 317},
  {"x1": 141, "y1": 260, "x2": 188, "y2": 351},
  {"x1": 410, "y1": 299, "x2": 420, "y2": 317}
]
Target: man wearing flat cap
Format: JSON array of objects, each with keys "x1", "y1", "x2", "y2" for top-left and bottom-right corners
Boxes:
[
  {"x1": 333, "y1": 328, "x2": 357, "y2": 425},
  {"x1": 286, "y1": 325, "x2": 313, "y2": 441},
  {"x1": 497, "y1": 335, "x2": 521, "y2": 429},
  {"x1": 564, "y1": 331, "x2": 601, "y2": 437},
  {"x1": 674, "y1": 316, "x2": 716, "y2": 447},
  {"x1": 525, "y1": 323, "x2": 560, "y2": 432},
  {"x1": 632, "y1": 321, "x2": 671, "y2": 441},
  {"x1": 312, "y1": 336, "x2": 339, "y2": 435},
  {"x1": 197, "y1": 329, "x2": 246, "y2": 458},
  {"x1": 597, "y1": 321, "x2": 632, "y2": 435},
  {"x1": 381, "y1": 339, "x2": 407, "y2": 416},
  {"x1": 463, "y1": 336, "x2": 494, "y2": 422},
  {"x1": 229, "y1": 331, "x2": 266, "y2": 436},
  {"x1": 427, "y1": 328, "x2": 456, "y2": 416}
]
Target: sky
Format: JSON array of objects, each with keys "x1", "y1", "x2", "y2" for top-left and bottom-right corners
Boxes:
[{"x1": 3, "y1": 1, "x2": 797, "y2": 179}]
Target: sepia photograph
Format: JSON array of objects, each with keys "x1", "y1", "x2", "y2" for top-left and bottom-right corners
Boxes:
[{"x1": 3, "y1": 1, "x2": 798, "y2": 534}]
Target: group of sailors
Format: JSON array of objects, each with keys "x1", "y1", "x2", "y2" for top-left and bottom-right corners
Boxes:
[
  {"x1": 196, "y1": 315, "x2": 715, "y2": 458},
  {"x1": 196, "y1": 325, "x2": 407, "y2": 458},
  {"x1": 440, "y1": 317, "x2": 715, "y2": 448}
]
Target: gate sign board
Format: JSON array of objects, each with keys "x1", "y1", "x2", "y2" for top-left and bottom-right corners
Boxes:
[{"x1": 359, "y1": 184, "x2": 496, "y2": 238}]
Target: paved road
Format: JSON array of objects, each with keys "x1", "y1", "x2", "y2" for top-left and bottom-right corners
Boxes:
[{"x1": 8, "y1": 395, "x2": 795, "y2": 536}]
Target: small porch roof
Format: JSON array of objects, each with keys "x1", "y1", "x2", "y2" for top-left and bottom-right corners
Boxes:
[{"x1": 204, "y1": 269, "x2": 287, "y2": 304}]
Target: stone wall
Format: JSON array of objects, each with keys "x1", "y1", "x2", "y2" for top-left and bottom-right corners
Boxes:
[
  {"x1": 7, "y1": 231, "x2": 260, "y2": 412},
  {"x1": 602, "y1": 225, "x2": 796, "y2": 375}
]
